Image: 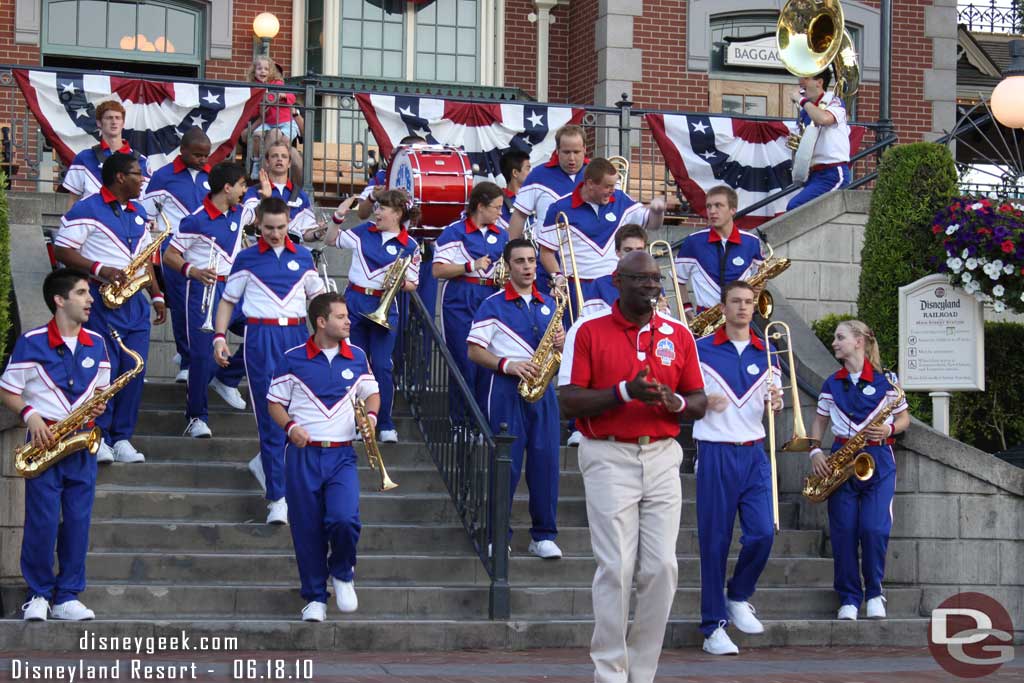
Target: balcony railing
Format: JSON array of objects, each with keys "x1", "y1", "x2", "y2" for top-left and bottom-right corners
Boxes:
[{"x1": 959, "y1": 2, "x2": 1024, "y2": 34}]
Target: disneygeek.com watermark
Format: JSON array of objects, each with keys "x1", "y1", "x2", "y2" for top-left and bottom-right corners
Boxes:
[{"x1": 928, "y1": 591, "x2": 1016, "y2": 678}]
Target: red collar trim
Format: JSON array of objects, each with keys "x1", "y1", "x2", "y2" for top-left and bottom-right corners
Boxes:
[
  {"x1": 814, "y1": 92, "x2": 826, "y2": 106},
  {"x1": 305, "y1": 337, "x2": 354, "y2": 360},
  {"x1": 835, "y1": 359, "x2": 875, "y2": 382},
  {"x1": 503, "y1": 281, "x2": 543, "y2": 301},
  {"x1": 712, "y1": 327, "x2": 765, "y2": 350},
  {"x1": 465, "y1": 218, "x2": 500, "y2": 235},
  {"x1": 172, "y1": 157, "x2": 212, "y2": 174},
  {"x1": 707, "y1": 226, "x2": 741, "y2": 244},
  {"x1": 202, "y1": 196, "x2": 225, "y2": 220},
  {"x1": 609, "y1": 300, "x2": 651, "y2": 331},
  {"x1": 257, "y1": 237, "x2": 297, "y2": 254},
  {"x1": 46, "y1": 319, "x2": 93, "y2": 349},
  {"x1": 100, "y1": 186, "x2": 135, "y2": 211},
  {"x1": 99, "y1": 139, "x2": 132, "y2": 154},
  {"x1": 503, "y1": 188, "x2": 515, "y2": 199},
  {"x1": 570, "y1": 182, "x2": 615, "y2": 209},
  {"x1": 368, "y1": 223, "x2": 410, "y2": 246}
]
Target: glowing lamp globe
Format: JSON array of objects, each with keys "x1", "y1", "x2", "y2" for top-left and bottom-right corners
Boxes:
[
  {"x1": 992, "y1": 40, "x2": 1024, "y2": 129},
  {"x1": 253, "y1": 13, "x2": 280, "y2": 40}
]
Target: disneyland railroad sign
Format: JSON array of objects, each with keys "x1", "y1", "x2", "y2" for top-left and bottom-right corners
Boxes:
[{"x1": 898, "y1": 274, "x2": 985, "y2": 392}]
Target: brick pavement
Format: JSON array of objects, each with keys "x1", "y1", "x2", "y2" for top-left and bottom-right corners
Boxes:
[{"x1": 1, "y1": 646, "x2": 1022, "y2": 682}]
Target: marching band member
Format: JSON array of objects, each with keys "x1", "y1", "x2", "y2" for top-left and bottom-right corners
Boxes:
[
  {"x1": 498, "y1": 149, "x2": 532, "y2": 231},
  {"x1": 214, "y1": 197, "x2": 325, "y2": 524},
  {"x1": 267, "y1": 292, "x2": 380, "y2": 621},
  {"x1": 140, "y1": 127, "x2": 212, "y2": 384},
  {"x1": 63, "y1": 100, "x2": 149, "y2": 210},
  {"x1": 467, "y1": 238, "x2": 563, "y2": 559},
  {"x1": 674, "y1": 185, "x2": 764, "y2": 318},
  {"x1": 432, "y1": 182, "x2": 508, "y2": 420},
  {"x1": 1, "y1": 270, "x2": 110, "y2": 621},
  {"x1": 558, "y1": 250, "x2": 706, "y2": 683},
  {"x1": 162, "y1": 162, "x2": 249, "y2": 438},
  {"x1": 786, "y1": 70, "x2": 851, "y2": 211},
  {"x1": 537, "y1": 157, "x2": 666, "y2": 315},
  {"x1": 240, "y1": 139, "x2": 322, "y2": 244},
  {"x1": 507, "y1": 124, "x2": 587, "y2": 241},
  {"x1": 325, "y1": 190, "x2": 421, "y2": 443},
  {"x1": 582, "y1": 223, "x2": 650, "y2": 317},
  {"x1": 53, "y1": 152, "x2": 166, "y2": 465},
  {"x1": 810, "y1": 320, "x2": 909, "y2": 621},
  {"x1": 693, "y1": 280, "x2": 783, "y2": 656},
  {"x1": 355, "y1": 134, "x2": 426, "y2": 221}
]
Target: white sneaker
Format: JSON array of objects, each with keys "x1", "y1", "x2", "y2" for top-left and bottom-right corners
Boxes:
[
  {"x1": 566, "y1": 431, "x2": 582, "y2": 447},
  {"x1": 702, "y1": 626, "x2": 739, "y2": 655},
  {"x1": 183, "y1": 418, "x2": 212, "y2": 438},
  {"x1": 379, "y1": 429, "x2": 398, "y2": 443},
  {"x1": 837, "y1": 604, "x2": 858, "y2": 621},
  {"x1": 51, "y1": 599, "x2": 95, "y2": 621},
  {"x1": 112, "y1": 440, "x2": 145, "y2": 463},
  {"x1": 173, "y1": 353, "x2": 182, "y2": 367},
  {"x1": 95, "y1": 441, "x2": 114, "y2": 464},
  {"x1": 175, "y1": 368, "x2": 189, "y2": 383},
  {"x1": 22, "y1": 596, "x2": 49, "y2": 621},
  {"x1": 726, "y1": 597, "x2": 764, "y2": 634},
  {"x1": 332, "y1": 577, "x2": 358, "y2": 613},
  {"x1": 301, "y1": 601, "x2": 326, "y2": 622},
  {"x1": 248, "y1": 454, "x2": 267, "y2": 494},
  {"x1": 266, "y1": 498, "x2": 288, "y2": 525},
  {"x1": 209, "y1": 377, "x2": 246, "y2": 410},
  {"x1": 528, "y1": 539, "x2": 563, "y2": 559},
  {"x1": 866, "y1": 596, "x2": 887, "y2": 619}
]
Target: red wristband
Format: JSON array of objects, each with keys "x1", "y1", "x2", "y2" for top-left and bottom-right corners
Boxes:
[
  {"x1": 90, "y1": 261, "x2": 103, "y2": 277},
  {"x1": 465, "y1": 262, "x2": 474, "y2": 273},
  {"x1": 180, "y1": 261, "x2": 192, "y2": 277},
  {"x1": 498, "y1": 358, "x2": 510, "y2": 375},
  {"x1": 799, "y1": 97, "x2": 810, "y2": 108},
  {"x1": 20, "y1": 405, "x2": 37, "y2": 421},
  {"x1": 889, "y1": 423, "x2": 896, "y2": 437},
  {"x1": 285, "y1": 420, "x2": 297, "y2": 435}
]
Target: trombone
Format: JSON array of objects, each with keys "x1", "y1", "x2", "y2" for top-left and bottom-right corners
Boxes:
[
  {"x1": 311, "y1": 249, "x2": 338, "y2": 293},
  {"x1": 648, "y1": 240, "x2": 690, "y2": 330},
  {"x1": 763, "y1": 320, "x2": 816, "y2": 529},
  {"x1": 554, "y1": 211, "x2": 584, "y2": 324}
]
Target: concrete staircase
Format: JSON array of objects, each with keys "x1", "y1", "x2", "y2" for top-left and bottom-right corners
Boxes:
[{"x1": 0, "y1": 375, "x2": 931, "y2": 650}]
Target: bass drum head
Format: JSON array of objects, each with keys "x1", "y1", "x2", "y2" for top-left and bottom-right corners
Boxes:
[
  {"x1": 792, "y1": 125, "x2": 819, "y2": 184},
  {"x1": 387, "y1": 146, "x2": 417, "y2": 199}
]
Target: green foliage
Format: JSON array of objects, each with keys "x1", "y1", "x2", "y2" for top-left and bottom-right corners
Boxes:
[
  {"x1": 0, "y1": 173, "x2": 10, "y2": 363},
  {"x1": 950, "y1": 322, "x2": 1024, "y2": 453},
  {"x1": 857, "y1": 143, "x2": 959, "y2": 369},
  {"x1": 810, "y1": 313, "x2": 856, "y2": 348}
]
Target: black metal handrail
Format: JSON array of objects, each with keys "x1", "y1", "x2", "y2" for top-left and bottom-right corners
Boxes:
[
  {"x1": 958, "y1": 2, "x2": 1024, "y2": 34},
  {"x1": 395, "y1": 290, "x2": 513, "y2": 619}
]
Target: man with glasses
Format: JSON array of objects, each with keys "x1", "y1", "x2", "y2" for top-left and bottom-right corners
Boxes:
[
  {"x1": 54, "y1": 153, "x2": 167, "y2": 465},
  {"x1": 559, "y1": 249, "x2": 706, "y2": 683},
  {"x1": 673, "y1": 185, "x2": 764, "y2": 321}
]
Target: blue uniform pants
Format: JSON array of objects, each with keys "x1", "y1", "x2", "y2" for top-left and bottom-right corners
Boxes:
[
  {"x1": 485, "y1": 374, "x2": 560, "y2": 541},
  {"x1": 161, "y1": 251, "x2": 190, "y2": 370},
  {"x1": 695, "y1": 441, "x2": 775, "y2": 637},
  {"x1": 786, "y1": 164, "x2": 851, "y2": 211},
  {"x1": 84, "y1": 283, "x2": 149, "y2": 445},
  {"x1": 440, "y1": 280, "x2": 494, "y2": 423},
  {"x1": 184, "y1": 280, "x2": 246, "y2": 421},
  {"x1": 827, "y1": 445, "x2": 896, "y2": 608},
  {"x1": 21, "y1": 448, "x2": 96, "y2": 605},
  {"x1": 285, "y1": 443, "x2": 361, "y2": 603},
  {"x1": 245, "y1": 323, "x2": 308, "y2": 501},
  {"x1": 344, "y1": 287, "x2": 398, "y2": 432}
]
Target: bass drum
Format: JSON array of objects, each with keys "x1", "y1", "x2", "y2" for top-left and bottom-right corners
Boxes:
[
  {"x1": 792, "y1": 124, "x2": 819, "y2": 184},
  {"x1": 387, "y1": 144, "x2": 473, "y2": 236}
]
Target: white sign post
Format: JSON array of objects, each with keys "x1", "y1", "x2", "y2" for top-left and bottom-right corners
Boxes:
[{"x1": 898, "y1": 274, "x2": 985, "y2": 435}]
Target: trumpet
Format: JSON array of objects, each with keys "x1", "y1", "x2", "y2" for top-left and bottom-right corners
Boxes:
[
  {"x1": 353, "y1": 397, "x2": 397, "y2": 491},
  {"x1": 199, "y1": 246, "x2": 219, "y2": 333},
  {"x1": 648, "y1": 239, "x2": 690, "y2": 330},
  {"x1": 554, "y1": 212, "x2": 584, "y2": 324}
]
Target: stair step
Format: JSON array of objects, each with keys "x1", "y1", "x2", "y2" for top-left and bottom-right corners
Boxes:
[
  {"x1": 0, "y1": 583, "x2": 922, "y2": 620},
  {"x1": 135, "y1": 409, "x2": 420, "y2": 439},
  {"x1": 91, "y1": 489, "x2": 800, "y2": 527},
  {"x1": 0, "y1": 615, "x2": 930, "y2": 651},
  {"x1": 87, "y1": 521, "x2": 824, "y2": 557},
  {"x1": 80, "y1": 550, "x2": 841, "y2": 587}
]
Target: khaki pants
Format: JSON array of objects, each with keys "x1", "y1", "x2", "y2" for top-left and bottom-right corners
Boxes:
[{"x1": 579, "y1": 436, "x2": 683, "y2": 683}]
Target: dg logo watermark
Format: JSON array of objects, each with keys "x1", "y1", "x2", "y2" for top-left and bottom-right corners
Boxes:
[{"x1": 928, "y1": 591, "x2": 1015, "y2": 678}]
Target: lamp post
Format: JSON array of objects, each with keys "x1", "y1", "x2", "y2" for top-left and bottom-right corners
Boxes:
[
  {"x1": 992, "y1": 40, "x2": 1024, "y2": 128},
  {"x1": 253, "y1": 12, "x2": 280, "y2": 57}
]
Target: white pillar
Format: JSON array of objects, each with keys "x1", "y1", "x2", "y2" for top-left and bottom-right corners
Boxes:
[
  {"x1": 532, "y1": 0, "x2": 558, "y2": 101},
  {"x1": 930, "y1": 391, "x2": 951, "y2": 436},
  {"x1": 291, "y1": 0, "x2": 306, "y2": 76}
]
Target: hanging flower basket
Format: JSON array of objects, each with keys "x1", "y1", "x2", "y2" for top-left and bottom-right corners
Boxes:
[{"x1": 933, "y1": 198, "x2": 1024, "y2": 314}]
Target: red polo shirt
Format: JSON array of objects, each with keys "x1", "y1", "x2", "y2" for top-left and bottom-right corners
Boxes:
[{"x1": 558, "y1": 301, "x2": 704, "y2": 441}]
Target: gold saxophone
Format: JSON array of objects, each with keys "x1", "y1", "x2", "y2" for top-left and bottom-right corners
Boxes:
[
  {"x1": 517, "y1": 284, "x2": 568, "y2": 403},
  {"x1": 802, "y1": 384, "x2": 905, "y2": 503},
  {"x1": 361, "y1": 254, "x2": 413, "y2": 330},
  {"x1": 352, "y1": 397, "x2": 398, "y2": 491},
  {"x1": 689, "y1": 244, "x2": 792, "y2": 338},
  {"x1": 15, "y1": 329, "x2": 144, "y2": 478},
  {"x1": 99, "y1": 205, "x2": 173, "y2": 309}
]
